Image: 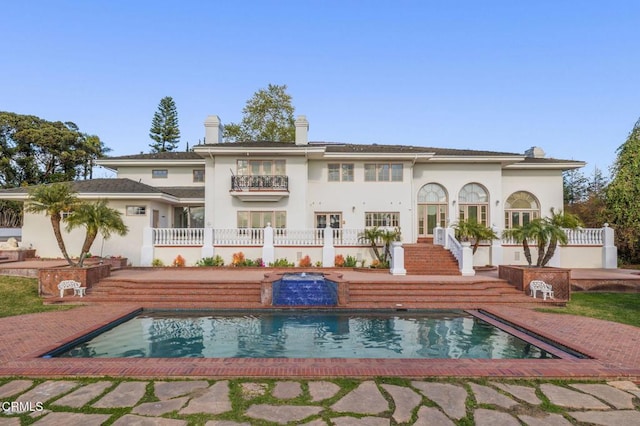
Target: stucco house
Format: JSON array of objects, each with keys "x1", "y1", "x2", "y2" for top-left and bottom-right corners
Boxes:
[{"x1": 0, "y1": 115, "x2": 615, "y2": 271}]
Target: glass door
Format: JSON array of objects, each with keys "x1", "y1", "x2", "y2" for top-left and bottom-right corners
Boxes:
[{"x1": 417, "y1": 204, "x2": 447, "y2": 237}]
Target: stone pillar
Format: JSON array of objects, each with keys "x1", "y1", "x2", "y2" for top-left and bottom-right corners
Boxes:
[
  {"x1": 490, "y1": 225, "x2": 503, "y2": 266},
  {"x1": 322, "y1": 229, "x2": 335, "y2": 267},
  {"x1": 433, "y1": 225, "x2": 443, "y2": 246},
  {"x1": 140, "y1": 227, "x2": 154, "y2": 266},
  {"x1": 201, "y1": 227, "x2": 214, "y2": 259},
  {"x1": 390, "y1": 241, "x2": 407, "y2": 276},
  {"x1": 262, "y1": 224, "x2": 275, "y2": 266},
  {"x1": 602, "y1": 223, "x2": 617, "y2": 269},
  {"x1": 460, "y1": 242, "x2": 476, "y2": 276},
  {"x1": 444, "y1": 227, "x2": 456, "y2": 249}
]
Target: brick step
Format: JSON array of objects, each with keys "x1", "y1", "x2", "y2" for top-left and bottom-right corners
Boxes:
[
  {"x1": 349, "y1": 296, "x2": 531, "y2": 306},
  {"x1": 90, "y1": 284, "x2": 261, "y2": 292},
  {"x1": 87, "y1": 289, "x2": 260, "y2": 298},
  {"x1": 402, "y1": 243, "x2": 461, "y2": 275}
]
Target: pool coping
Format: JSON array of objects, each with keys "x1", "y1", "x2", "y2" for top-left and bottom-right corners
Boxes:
[{"x1": 1, "y1": 303, "x2": 639, "y2": 380}]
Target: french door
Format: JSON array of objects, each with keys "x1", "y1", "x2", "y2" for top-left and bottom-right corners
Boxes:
[{"x1": 417, "y1": 204, "x2": 447, "y2": 237}]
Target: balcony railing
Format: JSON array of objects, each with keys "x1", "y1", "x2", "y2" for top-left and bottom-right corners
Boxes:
[{"x1": 231, "y1": 175, "x2": 288, "y2": 191}]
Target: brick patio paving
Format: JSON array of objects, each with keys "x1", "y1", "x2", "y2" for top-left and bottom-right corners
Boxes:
[{"x1": 0, "y1": 301, "x2": 638, "y2": 380}]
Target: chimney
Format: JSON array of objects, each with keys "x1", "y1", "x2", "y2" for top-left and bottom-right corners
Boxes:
[
  {"x1": 204, "y1": 115, "x2": 222, "y2": 144},
  {"x1": 295, "y1": 115, "x2": 309, "y2": 145},
  {"x1": 525, "y1": 146, "x2": 545, "y2": 158}
]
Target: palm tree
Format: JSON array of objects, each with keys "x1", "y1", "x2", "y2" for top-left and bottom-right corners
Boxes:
[
  {"x1": 26, "y1": 182, "x2": 79, "y2": 266},
  {"x1": 358, "y1": 227, "x2": 384, "y2": 263},
  {"x1": 65, "y1": 199, "x2": 129, "y2": 267},
  {"x1": 454, "y1": 219, "x2": 498, "y2": 254},
  {"x1": 502, "y1": 224, "x2": 533, "y2": 266},
  {"x1": 379, "y1": 227, "x2": 401, "y2": 263},
  {"x1": 539, "y1": 208, "x2": 582, "y2": 267}
]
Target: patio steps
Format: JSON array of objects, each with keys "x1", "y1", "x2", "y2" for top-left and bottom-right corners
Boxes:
[
  {"x1": 346, "y1": 279, "x2": 540, "y2": 308},
  {"x1": 70, "y1": 274, "x2": 548, "y2": 309},
  {"x1": 403, "y1": 243, "x2": 461, "y2": 275},
  {"x1": 81, "y1": 280, "x2": 263, "y2": 308}
]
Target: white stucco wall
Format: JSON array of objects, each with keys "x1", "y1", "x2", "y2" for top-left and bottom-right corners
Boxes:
[
  {"x1": 501, "y1": 169, "x2": 564, "y2": 220},
  {"x1": 307, "y1": 160, "x2": 413, "y2": 239},
  {"x1": 115, "y1": 165, "x2": 206, "y2": 187},
  {"x1": 21, "y1": 199, "x2": 174, "y2": 266},
  {"x1": 207, "y1": 156, "x2": 310, "y2": 229}
]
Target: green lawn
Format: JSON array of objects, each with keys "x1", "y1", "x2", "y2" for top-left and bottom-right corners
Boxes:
[
  {"x1": 538, "y1": 292, "x2": 640, "y2": 328},
  {"x1": 0, "y1": 275, "x2": 74, "y2": 318}
]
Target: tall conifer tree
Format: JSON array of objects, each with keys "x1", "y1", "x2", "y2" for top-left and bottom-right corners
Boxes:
[{"x1": 149, "y1": 96, "x2": 180, "y2": 152}]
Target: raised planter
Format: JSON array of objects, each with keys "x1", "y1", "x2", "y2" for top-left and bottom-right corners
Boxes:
[
  {"x1": 38, "y1": 264, "x2": 111, "y2": 297},
  {"x1": 499, "y1": 265, "x2": 571, "y2": 301},
  {"x1": 0, "y1": 249, "x2": 36, "y2": 262}
]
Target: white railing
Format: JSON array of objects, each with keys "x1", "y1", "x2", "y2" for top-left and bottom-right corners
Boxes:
[
  {"x1": 447, "y1": 233, "x2": 462, "y2": 265},
  {"x1": 274, "y1": 229, "x2": 322, "y2": 246},
  {"x1": 273, "y1": 228, "x2": 366, "y2": 246},
  {"x1": 214, "y1": 228, "x2": 264, "y2": 246},
  {"x1": 501, "y1": 227, "x2": 604, "y2": 246},
  {"x1": 564, "y1": 228, "x2": 603, "y2": 245},
  {"x1": 154, "y1": 228, "x2": 204, "y2": 245}
]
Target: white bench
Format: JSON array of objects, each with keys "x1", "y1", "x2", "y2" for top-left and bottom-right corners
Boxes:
[
  {"x1": 57, "y1": 280, "x2": 86, "y2": 298},
  {"x1": 529, "y1": 280, "x2": 554, "y2": 300}
]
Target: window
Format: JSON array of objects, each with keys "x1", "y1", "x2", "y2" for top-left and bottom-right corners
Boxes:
[
  {"x1": 365, "y1": 212, "x2": 400, "y2": 227},
  {"x1": 237, "y1": 159, "x2": 286, "y2": 176},
  {"x1": 237, "y1": 211, "x2": 286, "y2": 228},
  {"x1": 504, "y1": 191, "x2": 540, "y2": 229},
  {"x1": 126, "y1": 206, "x2": 147, "y2": 216},
  {"x1": 152, "y1": 169, "x2": 168, "y2": 179},
  {"x1": 458, "y1": 183, "x2": 489, "y2": 226},
  {"x1": 328, "y1": 163, "x2": 354, "y2": 182},
  {"x1": 193, "y1": 169, "x2": 205, "y2": 183},
  {"x1": 174, "y1": 206, "x2": 204, "y2": 228},
  {"x1": 364, "y1": 163, "x2": 403, "y2": 182}
]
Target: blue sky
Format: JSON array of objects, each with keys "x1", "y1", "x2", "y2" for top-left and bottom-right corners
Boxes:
[{"x1": 3, "y1": 1, "x2": 639, "y2": 178}]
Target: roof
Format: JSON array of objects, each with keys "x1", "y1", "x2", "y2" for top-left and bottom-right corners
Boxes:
[
  {"x1": 102, "y1": 142, "x2": 582, "y2": 166},
  {"x1": 0, "y1": 179, "x2": 203, "y2": 201}
]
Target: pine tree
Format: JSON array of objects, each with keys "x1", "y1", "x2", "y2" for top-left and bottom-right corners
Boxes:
[
  {"x1": 605, "y1": 117, "x2": 640, "y2": 262},
  {"x1": 149, "y1": 96, "x2": 180, "y2": 152}
]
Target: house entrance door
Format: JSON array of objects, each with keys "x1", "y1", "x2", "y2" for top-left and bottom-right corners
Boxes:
[{"x1": 417, "y1": 204, "x2": 447, "y2": 237}]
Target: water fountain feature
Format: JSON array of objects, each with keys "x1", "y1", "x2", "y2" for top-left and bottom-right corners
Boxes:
[{"x1": 271, "y1": 272, "x2": 339, "y2": 306}]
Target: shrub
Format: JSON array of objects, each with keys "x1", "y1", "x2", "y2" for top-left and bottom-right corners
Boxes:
[
  {"x1": 335, "y1": 254, "x2": 345, "y2": 267},
  {"x1": 344, "y1": 255, "x2": 358, "y2": 267},
  {"x1": 232, "y1": 252, "x2": 246, "y2": 267},
  {"x1": 269, "y1": 258, "x2": 294, "y2": 267},
  {"x1": 299, "y1": 255, "x2": 312, "y2": 267},
  {"x1": 151, "y1": 258, "x2": 164, "y2": 267},
  {"x1": 315, "y1": 261, "x2": 323, "y2": 267},
  {"x1": 254, "y1": 258, "x2": 265, "y2": 267},
  {"x1": 196, "y1": 255, "x2": 224, "y2": 267},
  {"x1": 173, "y1": 255, "x2": 186, "y2": 267}
]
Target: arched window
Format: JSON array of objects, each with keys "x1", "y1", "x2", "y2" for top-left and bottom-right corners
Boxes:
[
  {"x1": 418, "y1": 183, "x2": 447, "y2": 203},
  {"x1": 504, "y1": 191, "x2": 540, "y2": 228},
  {"x1": 417, "y1": 183, "x2": 448, "y2": 236},
  {"x1": 458, "y1": 183, "x2": 489, "y2": 226}
]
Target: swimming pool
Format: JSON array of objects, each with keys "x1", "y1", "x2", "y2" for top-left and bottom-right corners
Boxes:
[{"x1": 48, "y1": 310, "x2": 560, "y2": 359}]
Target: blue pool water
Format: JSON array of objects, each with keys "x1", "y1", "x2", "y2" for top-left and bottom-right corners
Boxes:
[
  {"x1": 272, "y1": 273, "x2": 338, "y2": 306},
  {"x1": 51, "y1": 310, "x2": 557, "y2": 359}
]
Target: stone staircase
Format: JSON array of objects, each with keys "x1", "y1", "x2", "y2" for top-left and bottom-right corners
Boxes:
[
  {"x1": 403, "y1": 243, "x2": 461, "y2": 275},
  {"x1": 82, "y1": 278, "x2": 264, "y2": 309},
  {"x1": 71, "y1": 271, "x2": 545, "y2": 309},
  {"x1": 346, "y1": 278, "x2": 537, "y2": 308}
]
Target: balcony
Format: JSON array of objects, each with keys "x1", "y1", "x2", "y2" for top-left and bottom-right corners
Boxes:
[{"x1": 230, "y1": 175, "x2": 289, "y2": 201}]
